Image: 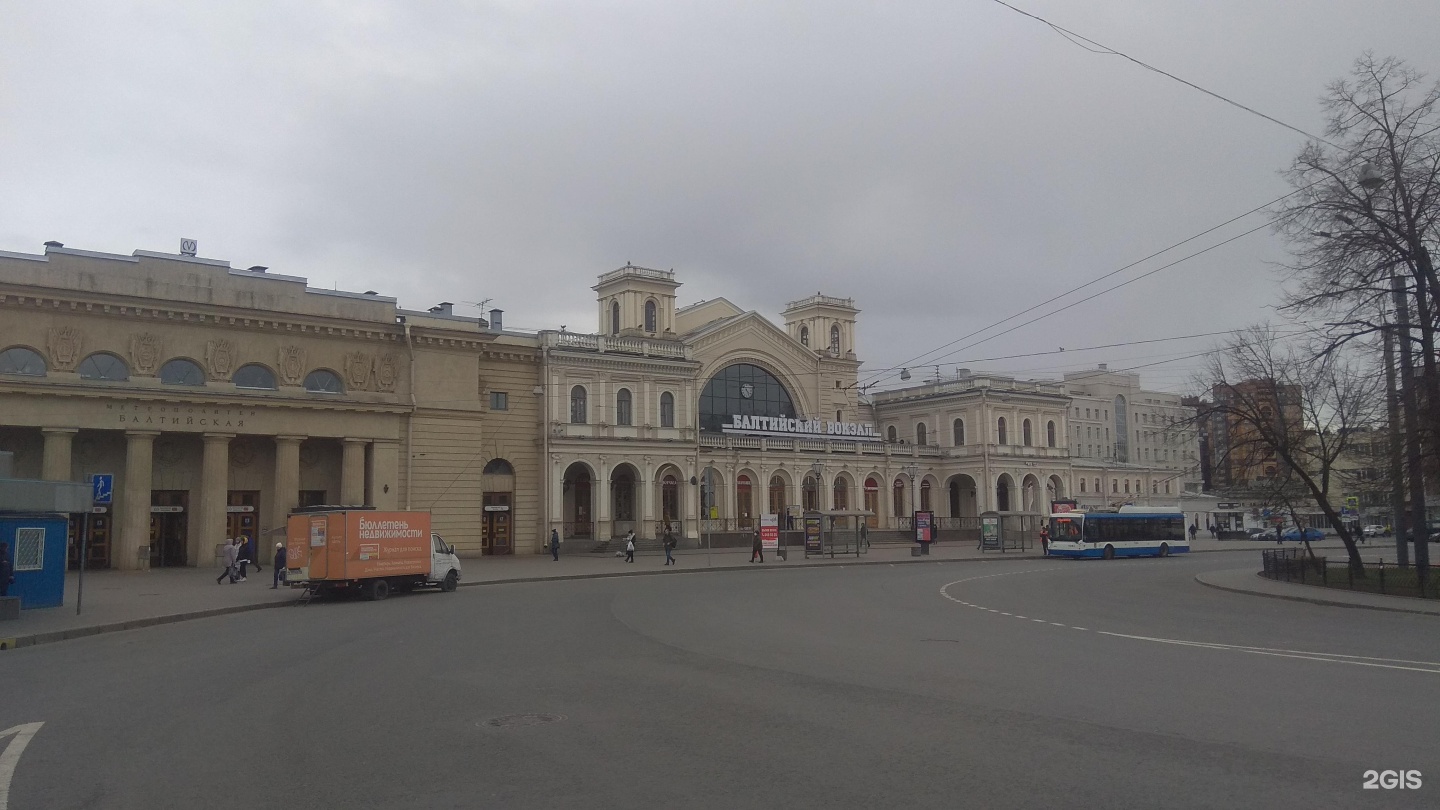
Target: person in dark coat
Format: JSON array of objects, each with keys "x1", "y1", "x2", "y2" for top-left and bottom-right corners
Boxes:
[
  {"x1": 272, "y1": 542, "x2": 288, "y2": 589},
  {"x1": 0, "y1": 541, "x2": 13, "y2": 598},
  {"x1": 549, "y1": 529, "x2": 560, "y2": 561},
  {"x1": 663, "y1": 530, "x2": 676, "y2": 566},
  {"x1": 751, "y1": 530, "x2": 764, "y2": 563}
]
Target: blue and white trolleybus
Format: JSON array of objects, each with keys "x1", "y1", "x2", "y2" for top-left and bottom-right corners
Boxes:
[{"x1": 1046, "y1": 506, "x2": 1189, "y2": 559}]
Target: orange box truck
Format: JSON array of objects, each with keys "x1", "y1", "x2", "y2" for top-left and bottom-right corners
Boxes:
[{"x1": 284, "y1": 508, "x2": 461, "y2": 600}]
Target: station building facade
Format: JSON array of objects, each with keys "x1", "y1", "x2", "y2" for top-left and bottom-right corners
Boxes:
[{"x1": 0, "y1": 243, "x2": 1204, "y2": 568}]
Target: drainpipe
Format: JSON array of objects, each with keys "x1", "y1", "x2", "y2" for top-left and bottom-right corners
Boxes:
[
  {"x1": 403, "y1": 318, "x2": 417, "y2": 510},
  {"x1": 540, "y1": 338, "x2": 550, "y2": 553}
]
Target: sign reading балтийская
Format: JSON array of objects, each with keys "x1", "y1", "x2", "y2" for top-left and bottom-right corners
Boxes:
[{"x1": 723, "y1": 414, "x2": 880, "y2": 441}]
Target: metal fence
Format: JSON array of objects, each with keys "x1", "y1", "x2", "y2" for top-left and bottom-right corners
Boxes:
[{"x1": 1260, "y1": 548, "x2": 1434, "y2": 599}]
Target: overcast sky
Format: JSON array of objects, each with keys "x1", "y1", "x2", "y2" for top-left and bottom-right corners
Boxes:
[{"x1": 3, "y1": 1, "x2": 1436, "y2": 394}]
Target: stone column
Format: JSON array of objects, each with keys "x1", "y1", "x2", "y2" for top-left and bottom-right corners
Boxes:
[
  {"x1": 639, "y1": 463, "x2": 653, "y2": 538},
  {"x1": 272, "y1": 436, "x2": 303, "y2": 562},
  {"x1": 341, "y1": 438, "x2": 368, "y2": 506},
  {"x1": 41, "y1": 428, "x2": 77, "y2": 481},
  {"x1": 118, "y1": 431, "x2": 159, "y2": 571},
  {"x1": 195, "y1": 434, "x2": 233, "y2": 568},
  {"x1": 596, "y1": 459, "x2": 611, "y2": 540},
  {"x1": 370, "y1": 440, "x2": 399, "y2": 510}
]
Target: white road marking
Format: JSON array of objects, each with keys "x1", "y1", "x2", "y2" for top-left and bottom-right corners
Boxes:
[
  {"x1": 0, "y1": 722, "x2": 44, "y2": 810},
  {"x1": 938, "y1": 568, "x2": 1439, "y2": 676}
]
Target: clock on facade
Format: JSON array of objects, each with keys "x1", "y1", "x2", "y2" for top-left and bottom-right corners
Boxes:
[{"x1": 740, "y1": 383, "x2": 754, "y2": 399}]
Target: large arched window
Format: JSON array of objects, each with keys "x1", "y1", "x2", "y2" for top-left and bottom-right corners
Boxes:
[
  {"x1": 610, "y1": 301, "x2": 620, "y2": 335},
  {"x1": 660, "y1": 392, "x2": 675, "y2": 427},
  {"x1": 893, "y1": 478, "x2": 906, "y2": 517},
  {"x1": 769, "y1": 476, "x2": 787, "y2": 515},
  {"x1": 829, "y1": 324, "x2": 841, "y2": 353},
  {"x1": 916, "y1": 423, "x2": 927, "y2": 445},
  {"x1": 887, "y1": 425, "x2": 897, "y2": 442},
  {"x1": 920, "y1": 480, "x2": 932, "y2": 512},
  {"x1": 304, "y1": 369, "x2": 343, "y2": 394},
  {"x1": 159, "y1": 358, "x2": 205, "y2": 386},
  {"x1": 953, "y1": 418, "x2": 965, "y2": 446},
  {"x1": 1023, "y1": 419, "x2": 1033, "y2": 447},
  {"x1": 832, "y1": 477, "x2": 849, "y2": 511},
  {"x1": 570, "y1": 386, "x2": 588, "y2": 423},
  {"x1": 802, "y1": 475, "x2": 819, "y2": 511},
  {"x1": 863, "y1": 477, "x2": 880, "y2": 527},
  {"x1": 644, "y1": 300, "x2": 658, "y2": 332},
  {"x1": 233, "y1": 364, "x2": 276, "y2": 390},
  {"x1": 1047, "y1": 420, "x2": 1056, "y2": 448},
  {"x1": 800, "y1": 326, "x2": 809, "y2": 346},
  {"x1": 615, "y1": 388, "x2": 633, "y2": 426},
  {"x1": 0, "y1": 346, "x2": 46, "y2": 376},
  {"x1": 77, "y1": 352, "x2": 129, "y2": 382},
  {"x1": 737, "y1": 474, "x2": 754, "y2": 523},
  {"x1": 997, "y1": 417, "x2": 1008, "y2": 445},
  {"x1": 698, "y1": 363, "x2": 797, "y2": 435}
]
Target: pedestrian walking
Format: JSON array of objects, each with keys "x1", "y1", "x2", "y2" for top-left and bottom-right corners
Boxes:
[
  {"x1": 549, "y1": 529, "x2": 560, "y2": 561},
  {"x1": 0, "y1": 541, "x2": 13, "y2": 598},
  {"x1": 624, "y1": 534, "x2": 636, "y2": 563},
  {"x1": 663, "y1": 530, "x2": 676, "y2": 566},
  {"x1": 1275, "y1": 525, "x2": 1283, "y2": 545},
  {"x1": 1188, "y1": 524, "x2": 1198, "y2": 543},
  {"x1": 272, "y1": 542, "x2": 288, "y2": 588},
  {"x1": 236, "y1": 536, "x2": 258, "y2": 580},
  {"x1": 1038, "y1": 526, "x2": 1049, "y2": 555},
  {"x1": 751, "y1": 530, "x2": 764, "y2": 563},
  {"x1": 216, "y1": 538, "x2": 240, "y2": 584}
]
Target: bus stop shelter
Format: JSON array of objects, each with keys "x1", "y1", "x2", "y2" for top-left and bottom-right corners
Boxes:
[{"x1": 802, "y1": 510, "x2": 873, "y2": 559}]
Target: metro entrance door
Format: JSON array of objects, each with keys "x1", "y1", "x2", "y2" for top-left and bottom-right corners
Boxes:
[{"x1": 482, "y1": 492, "x2": 512, "y2": 555}]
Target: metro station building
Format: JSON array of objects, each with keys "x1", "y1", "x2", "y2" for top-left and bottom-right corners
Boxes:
[{"x1": 0, "y1": 242, "x2": 1202, "y2": 570}]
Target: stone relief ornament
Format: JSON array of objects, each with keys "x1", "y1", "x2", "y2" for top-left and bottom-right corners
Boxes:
[
  {"x1": 206, "y1": 339, "x2": 237, "y2": 380},
  {"x1": 46, "y1": 326, "x2": 84, "y2": 371},
  {"x1": 129, "y1": 332, "x2": 163, "y2": 375},
  {"x1": 375, "y1": 353, "x2": 398, "y2": 392},
  {"x1": 344, "y1": 351, "x2": 374, "y2": 390},
  {"x1": 230, "y1": 439, "x2": 256, "y2": 468},
  {"x1": 277, "y1": 345, "x2": 306, "y2": 386}
]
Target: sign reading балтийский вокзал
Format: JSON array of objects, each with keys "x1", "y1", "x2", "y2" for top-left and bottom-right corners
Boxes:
[{"x1": 723, "y1": 414, "x2": 880, "y2": 441}]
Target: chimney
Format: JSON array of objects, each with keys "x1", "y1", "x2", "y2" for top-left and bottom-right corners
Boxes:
[
  {"x1": 429, "y1": 302, "x2": 454, "y2": 316},
  {"x1": 489, "y1": 309, "x2": 503, "y2": 331},
  {"x1": 43, "y1": 241, "x2": 64, "y2": 249},
  {"x1": 247, "y1": 265, "x2": 268, "y2": 273},
  {"x1": 1098, "y1": 363, "x2": 1108, "y2": 371}
]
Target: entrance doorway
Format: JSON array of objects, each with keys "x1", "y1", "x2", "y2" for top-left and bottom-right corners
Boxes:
[
  {"x1": 227, "y1": 491, "x2": 260, "y2": 561},
  {"x1": 149, "y1": 490, "x2": 189, "y2": 567},
  {"x1": 482, "y1": 492, "x2": 513, "y2": 555},
  {"x1": 68, "y1": 510, "x2": 112, "y2": 570}
]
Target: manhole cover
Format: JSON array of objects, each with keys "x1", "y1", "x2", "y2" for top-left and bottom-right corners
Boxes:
[{"x1": 480, "y1": 713, "x2": 565, "y2": 728}]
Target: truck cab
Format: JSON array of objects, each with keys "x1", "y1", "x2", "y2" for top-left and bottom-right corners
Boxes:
[{"x1": 430, "y1": 532, "x2": 461, "y2": 592}]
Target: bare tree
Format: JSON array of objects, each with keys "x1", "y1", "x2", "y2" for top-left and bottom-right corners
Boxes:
[{"x1": 1202, "y1": 327, "x2": 1383, "y2": 571}]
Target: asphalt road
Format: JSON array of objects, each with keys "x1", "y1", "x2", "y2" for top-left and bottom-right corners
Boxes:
[{"x1": 2, "y1": 551, "x2": 1437, "y2": 809}]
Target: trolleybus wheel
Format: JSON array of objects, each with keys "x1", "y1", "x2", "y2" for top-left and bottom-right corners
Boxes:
[
  {"x1": 1102, "y1": 545, "x2": 1115, "y2": 560},
  {"x1": 1158, "y1": 543, "x2": 1169, "y2": 557}
]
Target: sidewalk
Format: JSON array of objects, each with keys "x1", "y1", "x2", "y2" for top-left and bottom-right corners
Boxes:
[
  {"x1": 1195, "y1": 568, "x2": 1440, "y2": 616},
  {"x1": 0, "y1": 541, "x2": 1041, "y2": 650}
]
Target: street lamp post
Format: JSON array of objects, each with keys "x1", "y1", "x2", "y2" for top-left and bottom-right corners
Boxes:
[
  {"x1": 903, "y1": 462, "x2": 920, "y2": 540},
  {"x1": 811, "y1": 460, "x2": 825, "y2": 556}
]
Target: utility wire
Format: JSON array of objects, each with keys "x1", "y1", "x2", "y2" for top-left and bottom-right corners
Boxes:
[{"x1": 984, "y1": 0, "x2": 1340, "y2": 148}]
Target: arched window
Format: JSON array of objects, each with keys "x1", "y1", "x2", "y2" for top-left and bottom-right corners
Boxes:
[
  {"x1": 482, "y1": 458, "x2": 514, "y2": 475},
  {"x1": 1124, "y1": 480, "x2": 1130, "y2": 494},
  {"x1": 920, "y1": 480, "x2": 932, "y2": 512},
  {"x1": 953, "y1": 418, "x2": 965, "y2": 446},
  {"x1": 570, "y1": 385, "x2": 588, "y2": 424},
  {"x1": 660, "y1": 392, "x2": 675, "y2": 427},
  {"x1": 159, "y1": 358, "x2": 205, "y2": 386},
  {"x1": 0, "y1": 346, "x2": 46, "y2": 376},
  {"x1": 829, "y1": 324, "x2": 841, "y2": 353},
  {"x1": 737, "y1": 474, "x2": 754, "y2": 523},
  {"x1": 615, "y1": 388, "x2": 633, "y2": 426},
  {"x1": 1022, "y1": 419, "x2": 1033, "y2": 446},
  {"x1": 802, "y1": 475, "x2": 819, "y2": 511},
  {"x1": 303, "y1": 369, "x2": 343, "y2": 394},
  {"x1": 769, "y1": 476, "x2": 787, "y2": 515},
  {"x1": 232, "y1": 364, "x2": 276, "y2": 390},
  {"x1": 863, "y1": 478, "x2": 880, "y2": 526},
  {"x1": 800, "y1": 326, "x2": 809, "y2": 346},
  {"x1": 1046, "y1": 420, "x2": 1056, "y2": 448},
  {"x1": 997, "y1": 417, "x2": 1008, "y2": 445},
  {"x1": 644, "y1": 299, "x2": 657, "y2": 332},
  {"x1": 77, "y1": 352, "x2": 129, "y2": 382},
  {"x1": 610, "y1": 301, "x2": 620, "y2": 335},
  {"x1": 1152, "y1": 482, "x2": 1158, "y2": 494},
  {"x1": 698, "y1": 363, "x2": 797, "y2": 435},
  {"x1": 887, "y1": 425, "x2": 897, "y2": 442},
  {"x1": 916, "y1": 423, "x2": 927, "y2": 445},
  {"x1": 832, "y1": 477, "x2": 849, "y2": 510},
  {"x1": 893, "y1": 478, "x2": 906, "y2": 517},
  {"x1": 1080, "y1": 478, "x2": 1086, "y2": 493}
]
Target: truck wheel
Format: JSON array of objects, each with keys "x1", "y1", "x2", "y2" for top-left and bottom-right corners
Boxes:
[
  {"x1": 441, "y1": 570, "x2": 458, "y2": 592},
  {"x1": 369, "y1": 579, "x2": 390, "y2": 601}
]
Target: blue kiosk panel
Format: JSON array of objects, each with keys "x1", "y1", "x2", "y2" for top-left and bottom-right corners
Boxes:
[{"x1": 2, "y1": 514, "x2": 69, "y2": 609}]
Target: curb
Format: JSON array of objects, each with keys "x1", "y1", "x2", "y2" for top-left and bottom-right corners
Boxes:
[
  {"x1": 1193, "y1": 570, "x2": 1440, "y2": 617},
  {"x1": 3, "y1": 552, "x2": 1051, "y2": 652}
]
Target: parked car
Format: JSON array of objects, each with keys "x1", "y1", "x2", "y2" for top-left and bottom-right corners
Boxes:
[
  {"x1": 1281, "y1": 527, "x2": 1325, "y2": 542},
  {"x1": 1246, "y1": 527, "x2": 1277, "y2": 540},
  {"x1": 1362, "y1": 524, "x2": 1388, "y2": 537}
]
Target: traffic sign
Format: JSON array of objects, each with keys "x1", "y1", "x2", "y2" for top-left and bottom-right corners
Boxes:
[{"x1": 91, "y1": 474, "x2": 114, "y2": 505}]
